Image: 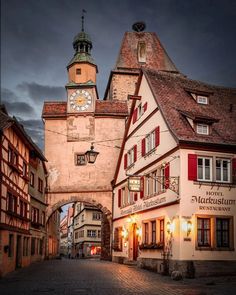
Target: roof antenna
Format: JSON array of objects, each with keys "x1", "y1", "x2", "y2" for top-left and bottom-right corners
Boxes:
[{"x1": 82, "y1": 9, "x2": 87, "y2": 32}]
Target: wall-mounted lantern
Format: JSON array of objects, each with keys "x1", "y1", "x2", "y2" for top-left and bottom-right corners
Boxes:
[
  {"x1": 166, "y1": 221, "x2": 175, "y2": 235},
  {"x1": 182, "y1": 220, "x2": 193, "y2": 237},
  {"x1": 85, "y1": 143, "x2": 99, "y2": 164}
]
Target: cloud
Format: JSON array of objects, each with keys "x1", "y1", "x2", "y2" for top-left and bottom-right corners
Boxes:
[
  {"x1": 17, "y1": 118, "x2": 44, "y2": 150},
  {"x1": 17, "y1": 82, "x2": 66, "y2": 102},
  {"x1": 3, "y1": 101, "x2": 35, "y2": 117},
  {"x1": 1, "y1": 88, "x2": 19, "y2": 102}
]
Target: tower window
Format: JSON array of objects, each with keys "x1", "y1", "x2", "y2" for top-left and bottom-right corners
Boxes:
[
  {"x1": 76, "y1": 68, "x2": 81, "y2": 75},
  {"x1": 137, "y1": 42, "x2": 146, "y2": 63}
]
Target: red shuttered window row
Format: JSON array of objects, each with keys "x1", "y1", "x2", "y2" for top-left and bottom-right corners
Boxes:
[
  {"x1": 142, "y1": 126, "x2": 160, "y2": 157},
  {"x1": 188, "y1": 154, "x2": 236, "y2": 184}
]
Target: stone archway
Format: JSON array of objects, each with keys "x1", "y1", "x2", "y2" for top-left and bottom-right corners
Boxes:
[{"x1": 46, "y1": 193, "x2": 112, "y2": 261}]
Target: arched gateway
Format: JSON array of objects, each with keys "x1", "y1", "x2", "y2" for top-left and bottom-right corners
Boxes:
[
  {"x1": 47, "y1": 195, "x2": 112, "y2": 260},
  {"x1": 42, "y1": 24, "x2": 128, "y2": 260}
]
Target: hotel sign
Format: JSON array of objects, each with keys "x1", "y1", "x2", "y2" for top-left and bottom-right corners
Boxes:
[{"x1": 128, "y1": 176, "x2": 142, "y2": 192}]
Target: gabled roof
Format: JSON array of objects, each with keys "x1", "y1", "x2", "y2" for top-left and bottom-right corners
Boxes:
[
  {"x1": 42, "y1": 100, "x2": 128, "y2": 118},
  {"x1": 143, "y1": 69, "x2": 236, "y2": 146},
  {"x1": 115, "y1": 32, "x2": 178, "y2": 72},
  {"x1": 0, "y1": 104, "x2": 47, "y2": 161}
]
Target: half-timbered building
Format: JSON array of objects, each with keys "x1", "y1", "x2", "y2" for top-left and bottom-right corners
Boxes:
[
  {"x1": 112, "y1": 57, "x2": 236, "y2": 276},
  {"x1": 0, "y1": 105, "x2": 46, "y2": 276}
]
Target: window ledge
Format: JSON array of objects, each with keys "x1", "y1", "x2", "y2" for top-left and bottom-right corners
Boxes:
[
  {"x1": 120, "y1": 201, "x2": 135, "y2": 209},
  {"x1": 126, "y1": 163, "x2": 135, "y2": 170},
  {"x1": 196, "y1": 246, "x2": 234, "y2": 251},
  {"x1": 194, "y1": 181, "x2": 236, "y2": 188},
  {"x1": 143, "y1": 191, "x2": 166, "y2": 200},
  {"x1": 144, "y1": 148, "x2": 156, "y2": 158}
]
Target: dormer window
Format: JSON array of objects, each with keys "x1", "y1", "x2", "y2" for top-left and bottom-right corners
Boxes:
[
  {"x1": 76, "y1": 68, "x2": 81, "y2": 75},
  {"x1": 196, "y1": 123, "x2": 209, "y2": 135},
  {"x1": 197, "y1": 95, "x2": 208, "y2": 105}
]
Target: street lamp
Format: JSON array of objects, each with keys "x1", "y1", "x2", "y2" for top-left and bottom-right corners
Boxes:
[{"x1": 85, "y1": 143, "x2": 99, "y2": 164}]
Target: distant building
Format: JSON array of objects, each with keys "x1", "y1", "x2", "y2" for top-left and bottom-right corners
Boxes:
[
  {"x1": 0, "y1": 105, "x2": 47, "y2": 276},
  {"x1": 73, "y1": 202, "x2": 102, "y2": 258},
  {"x1": 59, "y1": 215, "x2": 68, "y2": 256},
  {"x1": 47, "y1": 209, "x2": 60, "y2": 258},
  {"x1": 29, "y1": 150, "x2": 47, "y2": 262}
]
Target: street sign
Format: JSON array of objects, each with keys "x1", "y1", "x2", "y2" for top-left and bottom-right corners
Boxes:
[{"x1": 128, "y1": 176, "x2": 142, "y2": 192}]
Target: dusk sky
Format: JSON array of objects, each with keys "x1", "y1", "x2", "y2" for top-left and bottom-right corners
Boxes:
[{"x1": 1, "y1": 0, "x2": 236, "y2": 150}]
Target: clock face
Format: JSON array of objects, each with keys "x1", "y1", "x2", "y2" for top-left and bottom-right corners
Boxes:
[{"x1": 69, "y1": 89, "x2": 92, "y2": 111}]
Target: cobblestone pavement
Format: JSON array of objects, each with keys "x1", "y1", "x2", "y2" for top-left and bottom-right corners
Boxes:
[{"x1": 0, "y1": 258, "x2": 236, "y2": 295}]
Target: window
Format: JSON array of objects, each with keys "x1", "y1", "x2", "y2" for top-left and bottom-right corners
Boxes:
[
  {"x1": 127, "y1": 190, "x2": 134, "y2": 204},
  {"x1": 138, "y1": 103, "x2": 144, "y2": 119},
  {"x1": 197, "y1": 95, "x2": 208, "y2": 104},
  {"x1": 121, "y1": 187, "x2": 126, "y2": 206},
  {"x1": 30, "y1": 172, "x2": 35, "y2": 187},
  {"x1": 113, "y1": 227, "x2": 122, "y2": 251},
  {"x1": 81, "y1": 214, "x2": 84, "y2": 222},
  {"x1": 145, "y1": 130, "x2": 155, "y2": 153},
  {"x1": 144, "y1": 223, "x2": 149, "y2": 244},
  {"x1": 152, "y1": 170, "x2": 158, "y2": 194},
  {"x1": 197, "y1": 218, "x2": 211, "y2": 247},
  {"x1": 98, "y1": 230, "x2": 101, "y2": 238},
  {"x1": 7, "y1": 192, "x2": 17, "y2": 214},
  {"x1": 75, "y1": 232, "x2": 78, "y2": 239},
  {"x1": 8, "y1": 234, "x2": 14, "y2": 257},
  {"x1": 196, "y1": 123, "x2": 209, "y2": 135},
  {"x1": 159, "y1": 219, "x2": 164, "y2": 244},
  {"x1": 160, "y1": 167, "x2": 165, "y2": 191},
  {"x1": 20, "y1": 200, "x2": 27, "y2": 218},
  {"x1": 145, "y1": 174, "x2": 151, "y2": 197},
  {"x1": 8, "y1": 147, "x2": 13, "y2": 163},
  {"x1": 216, "y1": 218, "x2": 229, "y2": 248},
  {"x1": 137, "y1": 41, "x2": 146, "y2": 63},
  {"x1": 79, "y1": 230, "x2": 84, "y2": 238},
  {"x1": 216, "y1": 159, "x2": 230, "y2": 183},
  {"x1": 92, "y1": 212, "x2": 101, "y2": 220},
  {"x1": 76, "y1": 68, "x2": 81, "y2": 75},
  {"x1": 38, "y1": 178, "x2": 43, "y2": 193},
  {"x1": 151, "y1": 221, "x2": 156, "y2": 243},
  {"x1": 31, "y1": 207, "x2": 39, "y2": 223},
  {"x1": 87, "y1": 230, "x2": 96, "y2": 237},
  {"x1": 75, "y1": 154, "x2": 86, "y2": 166},
  {"x1": 197, "y1": 157, "x2": 212, "y2": 181},
  {"x1": 127, "y1": 147, "x2": 135, "y2": 166},
  {"x1": 22, "y1": 161, "x2": 28, "y2": 178}
]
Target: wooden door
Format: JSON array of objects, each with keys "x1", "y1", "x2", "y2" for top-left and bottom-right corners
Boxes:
[{"x1": 133, "y1": 224, "x2": 138, "y2": 261}]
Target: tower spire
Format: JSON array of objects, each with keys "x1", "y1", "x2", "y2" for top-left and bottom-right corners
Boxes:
[{"x1": 81, "y1": 9, "x2": 86, "y2": 32}]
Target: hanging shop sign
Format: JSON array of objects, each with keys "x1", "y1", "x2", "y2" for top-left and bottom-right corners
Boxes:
[{"x1": 128, "y1": 176, "x2": 142, "y2": 192}]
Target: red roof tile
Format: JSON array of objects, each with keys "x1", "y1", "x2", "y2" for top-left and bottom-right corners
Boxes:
[
  {"x1": 95, "y1": 100, "x2": 128, "y2": 115},
  {"x1": 144, "y1": 69, "x2": 236, "y2": 146},
  {"x1": 42, "y1": 101, "x2": 67, "y2": 118}
]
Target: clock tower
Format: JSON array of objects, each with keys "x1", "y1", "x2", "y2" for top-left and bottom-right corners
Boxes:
[{"x1": 66, "y1": 21, "x2": 98, "y2": 114}]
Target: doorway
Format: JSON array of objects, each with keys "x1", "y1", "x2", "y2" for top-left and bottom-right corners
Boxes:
[
  {"x1": 132, "y1": 223, "x2": 139, "y2": 261},
  {"x1": 16, "y1": 235, "x2": 22, "y2": 269}
]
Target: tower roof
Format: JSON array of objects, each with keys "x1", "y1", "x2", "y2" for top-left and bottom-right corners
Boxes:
[
  {"x1": 67, "y1": 13, "x2": 96, "y2": 69},
  {"x1": 115, "y1": 31, "x2": 178, "y2": 72}
]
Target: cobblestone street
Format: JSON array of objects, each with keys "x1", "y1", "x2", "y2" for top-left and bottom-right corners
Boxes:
[{"x1": 0, "y1": 258, "x2": 236, "y2": 295}]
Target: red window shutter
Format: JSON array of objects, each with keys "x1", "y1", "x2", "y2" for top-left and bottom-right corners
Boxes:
[
  {"x1": 141, "y1": 138, "x2": 146, "y2": 156},
  {"x1": 118, "y1": 189, "x2": 121, "y2": 207},
  {"x1": 134, "y1": 145, "x2": 137, "y2": 162},
  {"x1": 133, "y1": 108, "x2": 138, "y2": 124},
  {"x1": 143, "y1": 102, "x2": 148, "y2": 112},
  {"x1": 155, "y1": 126, "x2": 160, "y2": 147},
  {"x1": 134, "y1": 193, "x2": 138, "y2": 201},
  {"x1": 164, "y1": 163, "x2": 170, "y2": 189},
  {"x1": 124, "y1": 153, "x2": 127, "y2": 169},
  {"x1": 140, "y1": 176, "x2": 144, "y2": 199},
  {"x1": 232, "y1": 158, "x2": 236, "y2": 184},
  {"x1": 188, "y1": 154, "x2": 197, "y2": 181}
]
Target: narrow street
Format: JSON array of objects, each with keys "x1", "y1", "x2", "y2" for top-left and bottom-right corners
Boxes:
[{"x1": 0, "y1": 259, "x2": 236, "y2": 295}]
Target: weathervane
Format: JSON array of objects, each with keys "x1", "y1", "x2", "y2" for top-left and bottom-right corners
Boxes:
[{"x1": 81, "y1": 9, "x2": 87, "y2": 32}]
